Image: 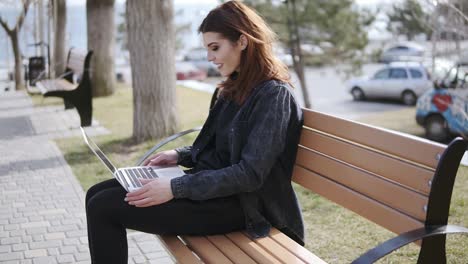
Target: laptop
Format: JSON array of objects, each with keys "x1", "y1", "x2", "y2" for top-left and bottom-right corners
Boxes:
[{"x1": 80, "y1": 127, "x2": 185, "y2": 192}]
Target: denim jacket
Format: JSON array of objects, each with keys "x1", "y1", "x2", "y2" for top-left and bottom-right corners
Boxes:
[{"x1": 171, "y1": 80, "x2": 305, "y2": 245}]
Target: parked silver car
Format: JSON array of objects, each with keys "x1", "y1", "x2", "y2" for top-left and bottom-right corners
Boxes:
[
  {"x1": 347, "y1": 62, "x2": 433, "y2": 105},
  {"x1": 379, "y1": 42, "x2": 425, "y2": 63}
]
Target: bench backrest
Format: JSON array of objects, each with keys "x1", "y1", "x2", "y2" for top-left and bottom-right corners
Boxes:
[
  {"x1": 293, "y1": 109, "x2": 464, "y2": 237},
  {"x1": 65, "y1": 48, "x2": 92, "y2": 82}
]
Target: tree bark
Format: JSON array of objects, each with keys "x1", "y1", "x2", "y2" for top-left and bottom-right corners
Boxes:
[
  {"x1": 11, "y1": 30, "x2": 23, "y2": 89},
  {"x1": 127, "y1": 0, "x2": 178, "y2": 143},
  {"x1": 54, "y1": 0, "x2": 67, "y2": 77},
  {"x1": 86, "y1": 0, "x2": 115, "y2": 97}
]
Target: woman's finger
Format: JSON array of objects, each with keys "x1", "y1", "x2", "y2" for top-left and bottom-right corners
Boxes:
[
  {"x1": 126, "y1": 185, "x2": 149, "y2": 198},
  {"x1": 130, "y1": 197, "x2": 153, "y2": 207}
]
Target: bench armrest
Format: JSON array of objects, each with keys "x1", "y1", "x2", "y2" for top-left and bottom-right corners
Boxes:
[
  {"x1": 135, "y1": 127, "x2": 202, "y2": 166},
  {"x1": 351, "y1": 225, "x2": 468, "y2": 264}
]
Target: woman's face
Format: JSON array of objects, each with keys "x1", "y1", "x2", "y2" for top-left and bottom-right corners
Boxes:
[{"x1": 202, "y1": 32, "x2": 244, "y2": 77}]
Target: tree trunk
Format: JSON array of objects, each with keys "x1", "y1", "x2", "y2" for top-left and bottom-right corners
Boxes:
[
  {"x1": 127, "y1": 0, "x2": 178, "y2": 143},
  {"x1": 11, "y1": 30, "x2": 24, "y2": 90},
  {"x1": 288, "y1": 0, "x2": 311, "y2": 109},
  {"x1": 86, "y1": 0, "x2": 115, "y2": 97},
  {"x1": 54, "y1": 0, "x2": 67, "y2": 76}
]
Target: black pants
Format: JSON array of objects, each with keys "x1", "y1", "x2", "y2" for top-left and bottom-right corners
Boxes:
[{"x1": 85, "y1": 178, "x2": 245, "y2": 264}]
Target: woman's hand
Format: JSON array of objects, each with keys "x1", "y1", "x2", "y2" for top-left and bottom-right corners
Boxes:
[
  {"x1": 143, "y1": 150, "x2": 178, "y2": 166},
  {"x1": 125, "y1": 177, "x2": 174, "y2": 207}
]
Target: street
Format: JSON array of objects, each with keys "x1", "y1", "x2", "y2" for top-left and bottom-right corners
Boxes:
[{"x1": 291, "y1": 63, "x2": 411, "y2": 120}]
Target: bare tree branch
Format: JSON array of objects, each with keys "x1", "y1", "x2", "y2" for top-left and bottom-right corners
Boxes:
[
  {"x1": 0, "y1": 17, "x2": 12, "y2": 35},
  {"x1": 16, "y1": 0, "x2": 31, "y2": 31},
  {"x1": 446, "y1": 1, "x2": 468, "y2": 24}
]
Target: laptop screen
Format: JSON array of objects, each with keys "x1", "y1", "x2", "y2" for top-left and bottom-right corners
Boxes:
[{"x1": 80, "y1": 127, "x2": 117, "y2": 174}]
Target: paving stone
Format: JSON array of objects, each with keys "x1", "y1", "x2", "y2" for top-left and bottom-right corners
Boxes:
[
  {"x1": 133, "y1": 256, "x2": 147, "y2": 264},
  {"x1": 3, "y1": 260, "x2": 21, "y2": 264},
  {"x1": 73, "y1": 252, "x2": 90, "y2": 261},
  {"x1": 32, "y1": 256, "x2": 57, "y2": 264},
  {"x1": 148, "y1": 257, "x2": 174, "y2": 264},
  {"x1": 63, "y1": 238, "x2": 80, "y2": 246},
  {"x1": 24, "y1": 249, "x2": 48, "y2": 258},
  {"x1": 0, "y1": 252, "x2": 23, "y2": 262},
  {"x1": 29, "y1": 240, "x2": 62, "y2": 250},
  {"x1": 65, "y1": 230, "x2": 86, "y2": 238},
  {"x1": 4, "y1": 224, "x2": 19, "y2": 231},
  {"x1": 56, "y1": 254, "x2": 74, "y2": 263},
  {"x1": 10, "y1": 229, "x2": 25, "y2": 237},
  {"x1": 1, "y1": 237, "x2": 22, "y2": 245},
  {"x1": 0, "y1": 230, "x2": 9, "y2": 238},
  {"x1": 145, "y1": 251, "x2": 171, "y2": 260},
  {"x1": 10, "y1": 217, "x2": 28, "y2": 224},
  {"x1": 21, "y1": 221, "x2": 50, "y2": 229},
  {"x1": 12, "y1": 243, "x2": 28, "y2": 252},
  {"x1": 44, "y1": 232, "x2": 66, "y2": 240},
  {"x1": 47, "y1": 248, "x2": 60, "y2": 256},
  {"x1": 32, "y1": 234, "x2": 45, "y2": 242},
  {"x1": 138, "y1": 241, "x2": 162, "y2": 254},
  {"x1": 0, "y1": 244, "x2": 12, "y2": 253},
  {"x1": 25, "y1": 227, "x2": 47, "y2": 236},
  {"x1": 59, "y1": 246, "x2": 77, "y2": 254}
]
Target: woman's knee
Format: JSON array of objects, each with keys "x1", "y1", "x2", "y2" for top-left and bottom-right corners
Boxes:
[
  {"x1": 85, "y1": 179, "x2": 119, "y2": 206},
  {"x1": 86, "y1": 187, "x2": 126, "y2": 220}
]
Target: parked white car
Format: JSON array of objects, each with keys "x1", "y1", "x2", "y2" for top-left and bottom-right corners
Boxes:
[{"x1": 347, "y1": 62, "x2": 433, "y2": 105}]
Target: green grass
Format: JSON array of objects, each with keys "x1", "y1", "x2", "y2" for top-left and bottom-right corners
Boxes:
[{"x1": 50, "y1": 87, "x2": 467, "y2": 263}]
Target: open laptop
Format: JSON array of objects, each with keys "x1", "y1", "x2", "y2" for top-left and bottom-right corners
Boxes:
[{"x1": 80, "y1": 127, "x2": 185, "y2": 192}]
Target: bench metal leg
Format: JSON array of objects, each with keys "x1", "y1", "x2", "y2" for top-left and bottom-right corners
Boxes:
[
  {"x1": 417, "y1": 235, "x2": 446, "y2": 264},
  {"x1": 64, "y1": 99, "x2": 74, "y2": 109},
  {"x1": 76, "y1": 103, "x2": 92, "y2": 127}
]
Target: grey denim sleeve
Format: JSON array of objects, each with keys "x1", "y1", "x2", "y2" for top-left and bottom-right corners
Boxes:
[
  {"x1": 175, "y1": 146, "x2": 194, "y2": 168},
  {"x1": 170, "y1": 85, "x2": 294, "y2": 200}
]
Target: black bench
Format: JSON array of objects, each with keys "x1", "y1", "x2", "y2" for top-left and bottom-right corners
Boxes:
[
  {"x1": 136, "y1": 105, "x2": 468, "y2": 263},
  {"x1": 36, "y1": 48, "x2": 93, "y2": 127}
]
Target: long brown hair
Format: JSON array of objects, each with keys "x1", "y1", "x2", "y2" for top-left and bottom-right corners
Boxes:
[{"x1": 198, "y1": 0, "x2": 291, "y2": 105}]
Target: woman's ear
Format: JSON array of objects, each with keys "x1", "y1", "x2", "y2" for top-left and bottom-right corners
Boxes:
[{"x1": 239, "y1": 35, "x2": 248, "y2": 50}]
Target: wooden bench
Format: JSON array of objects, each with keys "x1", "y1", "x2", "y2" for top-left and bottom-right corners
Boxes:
[
  {"x1": 136, "y1": 108, "x2": 468, "y2": 263},
  {"x1": 36, "y1": 48, "x2": 93, "y2": 126}
]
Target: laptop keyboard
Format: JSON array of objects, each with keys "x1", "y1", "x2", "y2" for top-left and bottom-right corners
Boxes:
[{"x1": 117, "y1": 167, "x2": 158, "y2": 190}]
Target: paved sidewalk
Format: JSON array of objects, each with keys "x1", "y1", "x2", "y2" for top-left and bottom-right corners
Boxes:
[{"x1": 0, "y1": 91, "x2": 173, "y2": 264}]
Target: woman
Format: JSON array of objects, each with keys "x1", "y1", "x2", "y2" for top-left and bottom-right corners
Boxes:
[{"x1": 85, "y1": 1, "x2": 304, "y2": 263}]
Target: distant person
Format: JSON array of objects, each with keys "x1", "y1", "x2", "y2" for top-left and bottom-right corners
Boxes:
[{"x1": 85, "y1": 1, "x2": 304, "y2": 263}]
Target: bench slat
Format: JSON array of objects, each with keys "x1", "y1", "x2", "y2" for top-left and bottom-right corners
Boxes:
[
  {"x1": 292, "y1": 165, "x2": 424, "y2": 236},
  {"x1": 268, "y1": 228, "x2": 327, "y2": 264},
  {"x1": 36, "y1": 79, "x2": 78, "y2": 94},
  {"x1": 206, "y1": 235, "x2": 257, "y2": 264},
  {"x1": 300, "y1": 129, "x2": 433, "y2": 195},
  {"x1": 226, "y1": 232, "x2": 282, "y2": 264},
  {"x1": 182, "y1": 236, "x2": 233, "y2": 264},
  {"x1": 296, "y1": 147, "x2": 428, "y2": 221},
  {"x1": 247, "y1": 232, "x2": 307, "y2": 264},
  {"x1": 303, "y1": 109, "x2": 445, "y2": 169},
  {"x1": 67, "y1": 49, "x2": 88, "y2": 75},
  {"x1": 158, "y1": 235, "x2": 202, "y2": 264}
]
